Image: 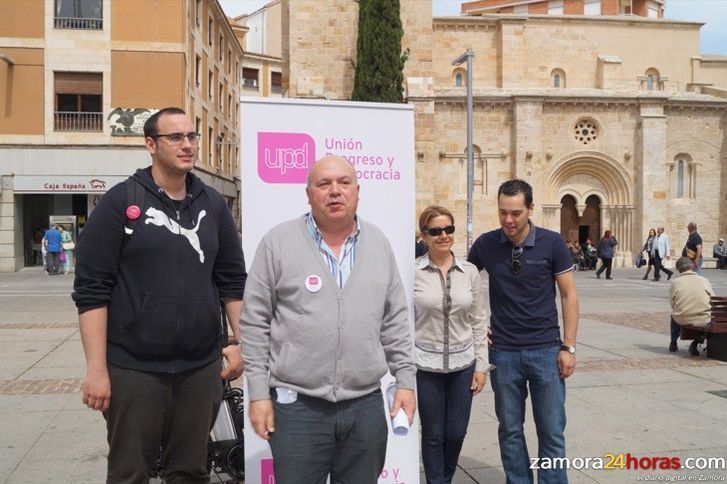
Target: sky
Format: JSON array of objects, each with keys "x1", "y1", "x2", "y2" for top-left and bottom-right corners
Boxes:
[{"x1": 219, "y1": 0, "x2": 727, "y2": 55}]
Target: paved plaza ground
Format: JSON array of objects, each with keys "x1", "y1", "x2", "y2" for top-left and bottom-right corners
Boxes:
[{"x1": 1, "y1": 266, "x2": 726, "y2": 483}]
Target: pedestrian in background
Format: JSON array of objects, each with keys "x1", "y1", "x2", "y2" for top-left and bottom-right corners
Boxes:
[
  {"x1": 58, "y1": 225, "x2": 74, "y2": 275},
  {"x1": 651, "y1": 226, "x2": 673, "y2": 281},
  {"x1": 642, "y1": 228, "x2": 656, "y2": 280},
  {"x1": 44, "y1": 225, "x2": 62, "y2": 275},
  {"x1": 414, "y1": 205, "x2": 487, "y2": 484},
  {"x1": 683, "y1": 222, "x2": 703, "y2": 274},
  {"x1": 595, "y1": 230, "x2": 618, "y2": 280}
]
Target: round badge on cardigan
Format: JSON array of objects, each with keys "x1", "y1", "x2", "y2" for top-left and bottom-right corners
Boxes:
[
  {"x1": 126, "y1": 205, "x2": 141, "y2": 220},
  {"x1": 305, "y1": 275, "x2": 322, "y2": 293}
]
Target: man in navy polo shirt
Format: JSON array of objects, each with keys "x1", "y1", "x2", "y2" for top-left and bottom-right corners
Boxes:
[{"x1": 468, "y1": 179, "x2": 579, "y2": 484}]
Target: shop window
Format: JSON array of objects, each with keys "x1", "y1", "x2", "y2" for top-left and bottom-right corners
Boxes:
[
  {"x1": 54, "y1": 0, "x2": 102, "y2": 29},
  {"x1": 54, "y1": 72, "x2": 102, "y2": 132}
]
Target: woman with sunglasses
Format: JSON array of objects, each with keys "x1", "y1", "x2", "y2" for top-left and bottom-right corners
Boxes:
[{"x1": 414, "y1": 205, "x2": 487, "y2": 484}]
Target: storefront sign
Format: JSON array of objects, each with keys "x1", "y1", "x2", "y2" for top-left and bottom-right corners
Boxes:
[{"x1": 13, "y1": 175, "x2": 127, "y2": 193}]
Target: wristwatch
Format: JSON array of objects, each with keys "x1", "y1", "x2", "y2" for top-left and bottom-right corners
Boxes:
[
  {"x1": 225, "y1": 337, "x2": 241, "y2": 347},
  {"x1": 560, "y1": 344, "x2": 576, "y2": 354}
]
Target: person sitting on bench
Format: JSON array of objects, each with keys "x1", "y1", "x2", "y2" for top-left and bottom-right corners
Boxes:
[
  {"x1": 713, "y1": 238, "x2": 726, "y2": 269},
  {"x1": 669, "y1": 256, "x2": 714, "y2": 355}
]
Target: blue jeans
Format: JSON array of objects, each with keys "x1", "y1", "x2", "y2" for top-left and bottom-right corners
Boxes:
[
  {"x1": 417, "y1": 365, "x2": 475, "y2": 484},
  {"x1": 490, "y1": 346, "x2": 567, "y2": 484},
  {"x1": 269, "y1": 389, "x2": 387, "y2": 484}
]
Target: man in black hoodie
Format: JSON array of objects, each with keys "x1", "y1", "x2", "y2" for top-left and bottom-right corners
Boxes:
[{"x1": 72, "y1": 107, "x2": 246, "y2": 483}]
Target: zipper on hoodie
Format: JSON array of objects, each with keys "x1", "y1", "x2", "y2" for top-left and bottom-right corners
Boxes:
[{"x1": 174, "y1": 202, "x2": 183, "y2": 371}]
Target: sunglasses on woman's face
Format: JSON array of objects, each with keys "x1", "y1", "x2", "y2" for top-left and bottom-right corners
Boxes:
[
  {"x1": 424, "y1": 225, "x2": 455, "y2": 237},
  {"x1": 511, "y1": 245, "x2": 524, "y2": 274}
]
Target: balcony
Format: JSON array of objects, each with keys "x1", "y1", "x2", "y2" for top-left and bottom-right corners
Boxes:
[
  {"x1": 54, "y1": 17, "x2": 103, "y2": 30},
  {"x1": 242, "y1": 79, "x2": 259, "y2": 91},
  {"x1": 54, "y1": 112, "x2": 103, "y2": 132}
]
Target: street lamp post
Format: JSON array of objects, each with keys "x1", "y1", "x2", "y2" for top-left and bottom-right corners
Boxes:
[{"x1": 452, "y1": 48, "x2": 474, "y2": 252}]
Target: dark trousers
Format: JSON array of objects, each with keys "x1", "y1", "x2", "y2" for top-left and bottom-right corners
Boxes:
[
  {"x1": 596, "y1": 257, "x2": 613, "y2": 278},
  {"x1": 670, "y1": 317, "x2": 681, "y2": 343},
  {"x1": 417, "y1": 365, "x2": 475, "y2": 484},
  {"x1": 104, "y1": 359, "x2": 223, "y2": 484},
  {"x1": 269, "y1": 389, "x2": 387, "y2": 484},
  {"x1": 653, "y1": 251, "x2": 673, "y2": 280},
  {"x1": 47, "y1": 251, "x2": 60, "y2": 274}
]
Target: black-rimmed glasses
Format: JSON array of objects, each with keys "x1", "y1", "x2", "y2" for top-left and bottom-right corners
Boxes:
[
  {"x1": 152, "y1": 132, "x2": 201, "y2": 144},
  {"x1": 512, "y1": 245, "x2": 523, "y2": 274},
  {"x1": 424, "y1": 225, "x2": 455, "y2": 237}
]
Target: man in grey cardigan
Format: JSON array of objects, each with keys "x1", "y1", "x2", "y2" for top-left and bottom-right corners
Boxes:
[{"x1": 241, "y1": 156, "x2": 416, "y2": 483}]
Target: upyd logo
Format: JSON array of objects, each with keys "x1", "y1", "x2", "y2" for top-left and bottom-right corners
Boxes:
[{"x1": 258, "y1": 132, "x2": 315, "y2": 183}]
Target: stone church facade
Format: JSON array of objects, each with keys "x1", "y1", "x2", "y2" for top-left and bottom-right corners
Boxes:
[{"x1": 279, "y1": 0, "x2": 727, "y2": 262}]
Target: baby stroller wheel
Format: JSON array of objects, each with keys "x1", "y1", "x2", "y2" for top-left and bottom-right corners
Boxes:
[{"x1": 225, "y1": 442, "x2": 245, "y2": 479}]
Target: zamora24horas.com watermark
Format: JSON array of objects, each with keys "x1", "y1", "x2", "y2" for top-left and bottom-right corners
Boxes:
[{"x1": 530, "y1": 454, "x2": 726, "y2": 473}]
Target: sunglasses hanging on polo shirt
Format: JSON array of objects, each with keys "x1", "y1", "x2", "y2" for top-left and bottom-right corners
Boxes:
[{"x1": 511, "y1": 245, "x2": 523, "y2": 274}]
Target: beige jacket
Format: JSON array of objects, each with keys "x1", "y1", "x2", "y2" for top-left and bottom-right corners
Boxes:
[{"x1": 670, "y1": 271, "x2": 714, "y2": 326}]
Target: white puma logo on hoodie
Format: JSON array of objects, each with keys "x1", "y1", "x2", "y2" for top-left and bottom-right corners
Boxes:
[{"x1": 144, "y1": 207, "x2": 207, "y2": 263}]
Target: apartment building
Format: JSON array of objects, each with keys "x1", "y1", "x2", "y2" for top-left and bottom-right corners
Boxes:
[
  {"x1": 461, "y1": 0, "x2": 664, "y2": 17},
  {"x1": 233, "y1": 0, "x2": 283, "y2": 98},
  {"x1": 0, "y1": 0, "x2": 243, "y2": 272}
]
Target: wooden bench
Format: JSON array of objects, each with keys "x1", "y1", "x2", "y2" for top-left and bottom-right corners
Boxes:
[{"x1": 680, "y1": 296, "x2": 727, "y2": 361}]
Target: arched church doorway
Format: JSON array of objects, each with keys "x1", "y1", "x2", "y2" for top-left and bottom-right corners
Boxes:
[
  {"x1": 560, "y1": 195, "x2": 578, "y2": 243},
  {"x1": 560, "y1": 194, "x2": 601, "y2": 244},
  {"x1": 581, "y1": 195, "x2": 601, "y2": 244}
]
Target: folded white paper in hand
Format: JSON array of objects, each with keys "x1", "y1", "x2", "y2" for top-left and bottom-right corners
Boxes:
[{"x1": 386, "y1": 382, "x2": 410, "y2": 436}]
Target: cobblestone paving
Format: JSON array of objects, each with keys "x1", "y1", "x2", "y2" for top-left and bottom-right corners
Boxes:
[
  {"x1": 578, "y1": 356, "x2": 723, "y2": 372},
  {"x1": 1, "y1": 313, "x2": 722, "y2": 395},
  {"x1": 0, "y1": 322, "x2": 77, "y2": 329},
  {"x1": 0, "y1": 378, "x2": 82, "y2": 395},
  {"x1": 581, "y1": 312, "x2": 671, "y2": 335}
]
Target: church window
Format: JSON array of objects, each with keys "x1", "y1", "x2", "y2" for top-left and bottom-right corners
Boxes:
[
  {"x1": 455, "y1": 72, "x2": 463, "y2": 87},
  {"x1": 574, "y1": 118, "x2": 599, "y2": 145},
  {"x1": 677, "y1": 160, "x2": 684, "y2": 198},
  {"x1": 551, "y1": 68, "x2": 566, "y2": 88}
]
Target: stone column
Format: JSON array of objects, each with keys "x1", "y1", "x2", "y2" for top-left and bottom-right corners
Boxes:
[
  {"x1": 511, "y1": 98, "x2": 543, "y2": 182},
  {"x1": 638, "y1": 100, "x2": 668, "y2": 250},
  {"x1": 541, "y1": 204, "x2": 561, "y2": 232},
  {"x1": 0, "y1": 176, "x2": 16, "y2": 272}
]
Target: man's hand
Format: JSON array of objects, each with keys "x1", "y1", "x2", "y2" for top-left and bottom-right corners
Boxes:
[
  {"x1": 249, "y1": 399, "x2": 275, "y2": 440},
  {"x1": 390, "y1": 388, "x2": 416, "y2": 425},
  {"x1": 82, "y1": 367, "x2": 111, "y2": 412},
  {"x1": 220, "y1": 345, "x2": 243, "y2": 381},
  {"x1": 557, "y1": 351, "x2": 576, "y2": 379},
  {"x1": 471, "y1": 371, "x2": 487, "y2": 396}
]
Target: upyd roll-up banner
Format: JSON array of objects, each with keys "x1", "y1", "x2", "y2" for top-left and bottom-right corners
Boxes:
[{"x1": 240, "y1": 97, "x2": 418, "y2": 484}]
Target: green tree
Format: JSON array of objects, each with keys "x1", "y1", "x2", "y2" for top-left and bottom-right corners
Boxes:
[{"x1": 351, "y1": 0, "x2": 407, "y2": 102}]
